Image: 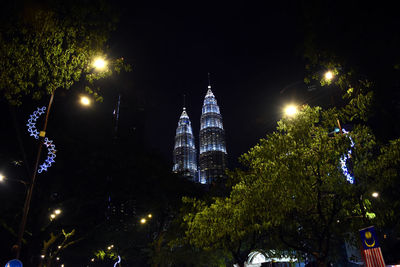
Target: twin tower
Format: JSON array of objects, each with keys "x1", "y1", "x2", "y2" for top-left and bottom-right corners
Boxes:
[{"x1": 172, "y1": 82, "x2": 227, "y2": 184}]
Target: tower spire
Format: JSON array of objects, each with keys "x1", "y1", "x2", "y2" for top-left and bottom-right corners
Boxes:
[
  {"x1": 183, "y1": 94, "x2": 186, "y2": 109},
  {"x1": 208, "y1": 73, "x2": 211, "y2": 89}
]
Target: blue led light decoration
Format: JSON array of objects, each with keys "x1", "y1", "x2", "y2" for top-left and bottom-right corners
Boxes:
[
  {"x1": 38, "y1": 137, "x2": 56, "y2": 173},
  {"x1": 27, "y1": 106, "x2": 46, "y2": 139},
  {"x1": 113, "y1": 255, "x2": 121, "y2": 267},
  {"x1": 199, "y1": 83, "x2": 227, "y2": 184},
  {"x1": 172, "y1": 107, "x2": 198, "y2": 181},
  {"x1": 340, "y1": 128, "x2": 355, "y2": 184},
  {"x1": 26, "y1": 107, "x2": 57, "y2": 173}
]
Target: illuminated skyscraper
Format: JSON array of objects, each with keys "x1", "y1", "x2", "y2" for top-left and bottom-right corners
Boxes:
[
  {"x1": 173, "y1": 107, "x2": 198, "y2": 180},
  {"x1": 199, "y1": 84, "x2": 227, "y2": 184}
]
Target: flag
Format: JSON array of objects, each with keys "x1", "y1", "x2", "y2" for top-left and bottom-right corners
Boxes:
[{"x1": 359, "y1": 226, "x2": 385, "y2": 267}]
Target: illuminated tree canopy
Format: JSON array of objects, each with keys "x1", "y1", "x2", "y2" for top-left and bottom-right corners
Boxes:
[
  {"x1": 184, "y1": 92, "x2": 400, "y2": 267},
  {"x1": 0, "y1": 0, "x2": 130, "y2": 105}
]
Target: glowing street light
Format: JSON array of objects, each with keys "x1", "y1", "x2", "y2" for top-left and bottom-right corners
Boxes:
[
  {"x1": 324, "y1": 70, "x2": 334, "y2": 81},
  {"x1": 93, "y1": 57, "x2": 107, "y2": 71},
  {"x1": 147, "y1": 214, "x2": 152, "y2": 218},
  {"x1": 80, "y1": 96, "x2": 91, "y2": 106},
  {"x1": 372, "y1": 192, "x2": 379, "y2": 198},
  {"x1": 284, "y1": 105, "x2": 298, "y2": 117},
  {"x1": 0, "y1": 173, "x2": 4, "y2": 182},
  {"x1": 50, "y1": 209, "x2": 62, "y2": 221},
  {"x1": 140, "y1": 218, "x2": 146, "y2": 224}
]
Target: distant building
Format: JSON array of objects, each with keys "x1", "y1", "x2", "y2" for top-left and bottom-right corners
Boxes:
[
  {"x1": 172, "y1": 107, "x2": 198, "y2": 181},
  {"x1": 199, "y1": 85, "x2": 227, "y2": 184}
]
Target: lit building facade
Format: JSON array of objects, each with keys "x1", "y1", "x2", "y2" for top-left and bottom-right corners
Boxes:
[
  {"x1": 173, "y1": 107, "x2": 198, "y2": 180},
  {"x1": 199, "y1": 86, "x2": 227, "y2": 184}
]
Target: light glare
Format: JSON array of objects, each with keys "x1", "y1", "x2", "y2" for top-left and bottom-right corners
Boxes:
[
  {"x1": 93, "y1": 58, "x2": 107, "y2": 70},
  {"x1": 0, "y1": 174, "x2": 5, "y2": 182},
  {"x1": 325, "y1": 71, "x2": 334, "y2": 80},
  {"x1": 140, "y1": 218, "x2": 146, "y2": 224},
  {"x1": 284, "y1": 105, "x2": 298, "y2": 117},
  {"x1": 80, "y1": 96, "x2": 91, "y2": 106},
  {"x1": 372, "y1": 192, "x2": 379, "y2": 198}
]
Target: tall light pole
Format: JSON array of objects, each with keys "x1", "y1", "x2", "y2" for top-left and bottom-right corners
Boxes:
[
  {"x1": 14, "y1": 90, "x2": 56, "y2": 259},
  {"x1": 324, "y1": 70, "x2": 343, "y2": 133},
  {"x1": 14, "y1": 57, "x2": 107, "y2": 259}
]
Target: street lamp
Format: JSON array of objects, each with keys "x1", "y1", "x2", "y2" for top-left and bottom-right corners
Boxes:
[
  {"x1": 284, "y1": 105, "x2": 298, "y2": 117},
  {"x1": 80, "y1": 95, "x2": 91, "y2": 106},
  {"x1": 93, "y1": 57, "x2": 107, "y2": 71},
  {"x1": 372, "y1": 192, "x2": 379, "y2": 198},
  {"x1": 324, "y1": 70, "x2": 334, "y2": 81},
  {"x1": 0, "y1": 173, "x2": 28, "y2": 187},
  {"x1": 49, "y1": 209, "x2": 62, "y2": 221}
]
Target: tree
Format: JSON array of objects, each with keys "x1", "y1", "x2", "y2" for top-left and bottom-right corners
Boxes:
[
  {"x1": 0, "y1": 0, "x2": 130, "y2": 262},
  {"x1": 184, "y1": 196, "x2": 269, "y2": 267},
  {"x1": 185, "y1": 91, "x2": 400, "y2": 266},
  {"x1": 0, "y1": 0, "x2": 129, "y2": 105}
]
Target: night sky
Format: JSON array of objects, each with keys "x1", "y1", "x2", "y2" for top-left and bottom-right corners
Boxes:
[
  {"x1": 1, "y1": 1, "x2": 400, "y2": 264},
  {"x1": 2, "y1": 1, "x2": 399, "y2": 169},
  {"x1": 100, "y1": 1, "x2": 306, "y2": 167}
]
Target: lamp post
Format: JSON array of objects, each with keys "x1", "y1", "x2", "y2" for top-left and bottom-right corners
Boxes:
[
  {"x1": 14, "y1": 89, "x2": 55, "y2": 259},
  {"x1": 323, "y1": 70, "x2": 343, "y2": 133},
  {"x1": 0, "y1": 174, "x2": 29, "y2": 190},
  {"x1": 14, "y1": 57, "x2": 107, "y2": 259}
]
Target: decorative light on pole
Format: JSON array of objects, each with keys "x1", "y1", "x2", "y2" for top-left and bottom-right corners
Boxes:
[
  {"x1": 27, "y1": 107, "x2": 57, "y2": 173},
  {"x1": 339, "y1": 129, "x2": 355, "y2": 184},
  {"x1": 372, "y1": 192, "x2": 379, "y2": 198},
  {"x1": 113, "y1": 255, "x2": 121, "y2": 267},
  {"x1": 15, "y1": 55, "x2": 109, "y2": 259}
]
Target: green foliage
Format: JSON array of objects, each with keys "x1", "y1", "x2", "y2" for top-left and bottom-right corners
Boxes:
[
  {"x1": 94, "y1": 249, "x2": 119, "y2": 261},
  {"x1": 184, "y1": 94, "x2": 400, "y2": 265},
  {"x1": 0, "y1": 0, "x2": 130, "y2": 105}
]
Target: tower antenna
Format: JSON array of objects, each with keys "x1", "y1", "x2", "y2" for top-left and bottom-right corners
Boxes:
[
  {"x1": 208, "y1": 73, "x2": 211, "y2": 88},
  {"x1": 183, "y1": 94, "x2": 186, "y2": 109}
]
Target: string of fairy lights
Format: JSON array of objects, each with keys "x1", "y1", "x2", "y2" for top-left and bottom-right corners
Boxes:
[
  {"x1": 26, "y1": 106, "x2": 57, "y2": 173},
  {"x1": 340, "y1": 128, "x2": 355, "y2": 184}
]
